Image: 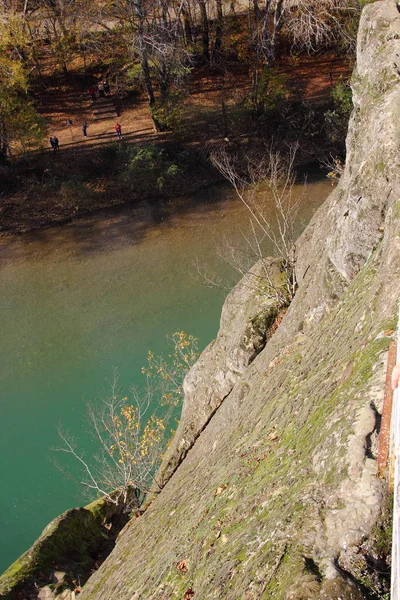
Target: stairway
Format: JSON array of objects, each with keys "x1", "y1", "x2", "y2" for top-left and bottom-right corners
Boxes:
[{"x1": 91, "y1": 96, "x2": 118, "y2": 120}]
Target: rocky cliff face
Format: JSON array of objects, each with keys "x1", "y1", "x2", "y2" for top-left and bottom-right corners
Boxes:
[
  {"x1": 81, "y1": 2, "x2": 400, "y2": 599},
  {"x1": 0, "y1": 494, "x2": 139, "y2": 600},
  {"x1": 157, "y1": 259, "x2": 285, "y2": 488}
]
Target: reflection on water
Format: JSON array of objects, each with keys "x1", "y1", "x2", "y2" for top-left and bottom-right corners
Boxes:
[{"x1": 0, "y1": 177, "x2": 332, "y2": 572}]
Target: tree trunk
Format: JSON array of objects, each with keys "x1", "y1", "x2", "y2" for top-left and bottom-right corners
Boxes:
[
  {"x1": 45, "y1": 5, "x2": 69, "y2": 77},
  {"x1": 141, "y1": 52, "x2": 156, "y2": 107},
  {"x1": 181, "y1": 3, "x2": 193, "y2": 46},
  {"x1": 133, "y1": 0, "x2": 160, "y2": 131},
  {"x1": 270, "y1": 0, "x2": 284, "y2": 57},
  {"x1": 221, "y1": 95, "x2": 228, "y2": 137},
  {"x1": 0, "y1": 115, "x2": 10, "y2": 158},
  {"x1": 158, "y1": 0, "x2": 170, "y2": 102},
  {"x1": 159, "y1": 63, "x2": 168, "y2": 102},
  {"x1": 197, "y1": 0, "x2": 210, "y2": 62},
  {"x1": 143, "y1": 59, "x2": 162, "y2": 132},
  {"x1": 214, "y1": 0, "x2": 223, "y2": 58},
  {"x1": 253, "y1": 0, "x2": 262, "y2": 22},
  {"x1": 24, "y1": 17, "x2": 44, "y2": 81}
]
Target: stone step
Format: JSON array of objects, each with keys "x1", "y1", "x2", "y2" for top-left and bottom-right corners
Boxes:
[
  {"x1": 90, "y1": 95, "x2": 118, "y2": 120},
  {"x1": 93, "y1": 108, "x2": 118, "y2": 119},
  {"x1": 93, "y1": 112, "x2": 118, "y2": 120},
  {"x1": 92, "y1": 105, "x2": 117, "y2": 115},
  {"x1": 91, "y1": 96, "x2": 114, "y2": 106}
]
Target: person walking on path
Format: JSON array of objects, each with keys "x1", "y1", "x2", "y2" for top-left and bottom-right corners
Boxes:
[
  {"x1": 98, "y1": 82, "x2": 105, "y2": 98},
  {"x1": 66, "y1": 118, "x2": 74, "y2": 141},
  {"x1": 82, "y1": 122, "x2": 88, "y2": 137},
  {"x1": 114, "y1": 122, "x2": 122, "y2": 140},
  {"x1": 103, "y1": 80, "x2": 110, "y2": 96},
  {"x1": 89, "y1": 86, "x2": 96, "y2": 102},
  {"x1": 50, "y1": 136, "x2": 60, "y2": 153}
]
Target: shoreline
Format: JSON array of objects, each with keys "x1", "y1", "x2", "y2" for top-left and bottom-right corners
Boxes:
[
  {"x1": 0, "y1": 153, "x2": 330, "y2": 237},
  {"x1": 0, "y1": 150, "x2": 222, "y2": 236}
]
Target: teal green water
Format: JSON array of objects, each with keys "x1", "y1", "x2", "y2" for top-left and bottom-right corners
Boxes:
[{"x1": 0, "y1": 179, "x2": 332, "y2": 573}]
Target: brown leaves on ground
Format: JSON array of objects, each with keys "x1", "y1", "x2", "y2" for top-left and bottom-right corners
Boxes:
[
  {"x1": 183, "y1": 589, "x2": 195, "y2": 599},
  {"x1": 176, "y1": 559, "x2": 188, "y2": 573},
  {"x1": 266, "y1": 308, "x2": 288, "y2": 340},
  {"x1": 214, "y1": 484, "x2": 227, "y2": 496}
]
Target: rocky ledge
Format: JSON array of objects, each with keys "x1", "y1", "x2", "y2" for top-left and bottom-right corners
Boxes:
[{"x1": 79, "y1": 2, "x2": 400, "y2": 599}]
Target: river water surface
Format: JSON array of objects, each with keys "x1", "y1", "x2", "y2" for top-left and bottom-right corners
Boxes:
[{"x1": 0, "y1": 177, "x2": 332, "y2": 573}]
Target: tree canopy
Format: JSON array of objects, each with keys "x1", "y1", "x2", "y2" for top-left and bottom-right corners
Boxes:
[{"x1": 0, "y1": 0, "x2": 364, "y2": 153}]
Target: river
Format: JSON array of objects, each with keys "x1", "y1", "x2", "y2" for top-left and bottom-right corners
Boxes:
[{"x1": 0, "y1": 176, "x2": 332, "y2": 573}]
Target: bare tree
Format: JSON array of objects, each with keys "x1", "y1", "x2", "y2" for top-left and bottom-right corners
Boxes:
[
  {"x1": 102, "y1": 0, "x2": 192, "y2": 130},
  {"x1": 248, "y1": 0, "x2": 284, "y2": 104},
  {"x1": 180, "y1": 0, "x2": 193, "y2": 46},
  {"x1": 54, "y1": 333, "x2": 199, "y2": 509},
  {"x1": 247, "y1": 0, "x2": 360, "y2": 102},
  {"x1": 55, "y1": 374, "x2": 168, "y2": 509},
  {"x1": 283, "y1": 0, "x2": 361, "y2": 53},
  {"x1": 253, "y1": 0, "x2": 283, "y2": 61},
  {"x1": 209, "y1": 142, "x2": 303, "y2": 302}
]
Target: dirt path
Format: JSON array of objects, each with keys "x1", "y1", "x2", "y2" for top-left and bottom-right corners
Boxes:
[
  {"x1": 0, "y1": 50, "x2": 352, "y2": 234},
  {"x1": 41, "y1": 51, "x2": 352, "y2": 157}
]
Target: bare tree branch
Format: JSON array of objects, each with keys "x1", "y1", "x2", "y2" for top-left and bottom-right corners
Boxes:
[
  {"x1": 209, "y1": 142, "x2": 303, "y2": 302},
  {"x1": 54, "y1": 335, "x2": 199, "y2": 509}
]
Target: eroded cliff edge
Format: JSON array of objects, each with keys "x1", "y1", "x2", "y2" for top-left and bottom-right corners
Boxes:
[{"x1": 81, "y1": 2, "x2": 400, "y2": 598}]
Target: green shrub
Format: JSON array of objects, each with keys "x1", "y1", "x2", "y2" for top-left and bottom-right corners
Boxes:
[
  {"x1": 150, "y1": 92, "x2": 191, "y2": 138},
  {"x1": 332, "y1": 80, "x2": 353, "y2": 114},
  {"x1": 125, "y1": 62, "x2": 143, "y2": 95},
  {"x1": 254, "y1": 68, "x2": 290, "y2": 113},
  {"x1": 118, "y1": 144, "x2": 185, "y2": 194},
  {"x1": 324, "y1": 79, "x2": 353, "y2": 144},
  {"x1": 58, "y1": 179, "x2": 90, "y2": 210}
]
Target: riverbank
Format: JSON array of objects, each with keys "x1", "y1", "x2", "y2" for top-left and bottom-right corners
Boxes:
[
  {"x1": 0, "y1": 141, "x2": 221, "y2": 235},
  {"x1": 0, "y1": 141, "x2": 334, "y2": 236},
  {"x1": 0, "y1": 48, "x2": 351, "y2": 236}
]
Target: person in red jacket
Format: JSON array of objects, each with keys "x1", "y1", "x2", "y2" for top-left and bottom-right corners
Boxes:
[{"x1": 115, "y1": 123, "x2": 122, "y2": 139}]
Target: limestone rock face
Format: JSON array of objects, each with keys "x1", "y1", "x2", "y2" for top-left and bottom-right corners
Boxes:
[
  {"x1": 327, "y1": 2, "x2": 400, "y2": 281},
  {"x1": 158, "y1": 259, "x2": 284, "y2": 486},
  {"x1": 290, "y1": 0, "x2": 400, "y2": 341},
  {"x1": 0, "y1": 495, "x2": 133, "y2": 600},
  {"x1": 77, "y1": 2, "x2": 400, "y2": 599},
  {"x1": 0, "y1": 508, "x2": 105, "y2": 600}
]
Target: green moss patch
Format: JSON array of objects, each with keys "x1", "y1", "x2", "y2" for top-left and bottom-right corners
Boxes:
[{"x1": 0, "y1": 508, "x2": 108, "y2": 599}]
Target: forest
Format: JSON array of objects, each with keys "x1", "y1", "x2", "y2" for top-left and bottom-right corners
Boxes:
[{"x1": 0, "y1": 0, "x2": 365, "y2": 232}]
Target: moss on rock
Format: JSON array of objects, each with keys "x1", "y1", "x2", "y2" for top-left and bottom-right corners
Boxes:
[{"x1": 0, "y1": 497, "x2": 134, "y2": 600}]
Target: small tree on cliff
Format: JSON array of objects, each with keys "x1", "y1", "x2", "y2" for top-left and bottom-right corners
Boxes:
[
  {"x1": 55, "y1": 332, "x2": 199, "y2": 509},
  {"x1": 206, "y1": 142, "x2": 302, "y2": 305}
]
